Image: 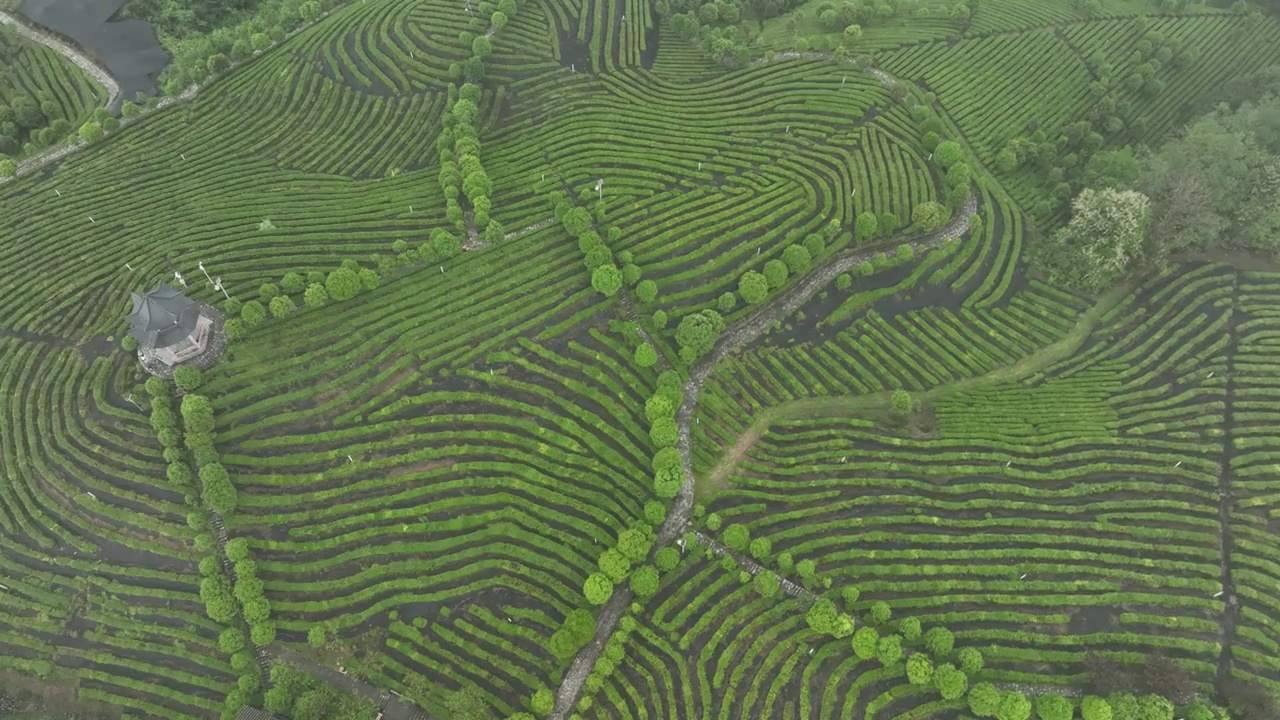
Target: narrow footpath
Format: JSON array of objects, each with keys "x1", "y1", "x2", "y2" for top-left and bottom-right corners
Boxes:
[{"x1": 548, "y1": 184, "x2": 976, "y2": 717}]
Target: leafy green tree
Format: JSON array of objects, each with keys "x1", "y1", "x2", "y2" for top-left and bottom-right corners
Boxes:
[
  {"x1": 655, "y1": 546, "x2": 680, "y2": 571},
  {"x1": 303, "y1": 283, "x2": 327, "y2": 308},
  {"x1": 923, "y1": 626, "x2": 954, "y2": 658},
  {"x1": 1036, "y1": 693, "x2": 1074, "y2": 720},
  {"x1": 326, "y1": 267, "x2": 361, "y2": 301},
  {"x1": 636, "y1": 279, "x2": 658, "y2": 303},
  {"x1": 0, "y1": 156, "x2": 16, "y2": 178},
  {"x1": 1084, "y1": 148, "x2": 1141, "y2": 189},
  {"x1": 1136, "y1": 694, "x2": 1172, "y2": 720},
  {"x1": 598, "y1": 548, "x2": 631, "y2": 582},
  {"x1": 957, "y1": 647, "x2": 984, "y2": 675},
  {"x1": 591, "y1": 264, "x2": 623, "y2": 297},
  {"x1": 173, "y1": 365, "x2": 202, "y2": 391},
  {"x1": 912, "y1": 201, "x2": 950, "y2": 231},
  {"x1": 634, "y1": 343, "x2": 658, "y2": 368},
  {"x1": 868, "y1": 600, "x2": 891, "y2": 625},
  {"x1": 782, "y1": 244, "x2": 811, "y2": 274},
  {"x1": 739, "y1": 271, "x2": 769, "y2": 303},
  {"x1": 562, "y1": 207, "x2": 592, "y2": 236},
  {"x1": 79, "y1": 121, "x2": 103, "y2": 143},
  {"x1": 753, "y1": 571, "x2": 780, "y2": 598},
  {"x1": 1108, "y1": 693, "x2": 1139, "y2": 720},
  {"x1": 807, "y1": 598, "x2": 839, "y2": 635},
  {"x1": 852, "y1": 626, "x2": 878, "y2": 659},
  {"x1": 241, "y1": 300, "x2": 266, "y2": 328},
  {"x1": 251, "y1": 33, "x2": 271, "y2": 51},
  {"x1": 167, "y1": 462, "x2": 193, "y2": 484},
  {"x1": 906, "y1": 653, "x2": 934, "y2": 685},
  {"x1": 969, "y1": 683, "x2": 1002, "y2": 718},
  {"x1": 268, "y1": 294, "x2": 295, "y2": 318},
  {"x1": 933, "y1": 140, "x2": 964, "y2": 168},
  {"x1": 763, "y1": 259, "x2": 789, "y2": 289},
  {"x1": 645, "y1": 394, "x2": 674, "y2": 422},
  {"x1": 650, "y1": 416, "x2": 678, "y2": 447},
  {"x1": 491, "y1": 10, "x2": 508, "y2": 27},
  {"x1": 530, "y1": 687, "x2": 555, "y2": 716},
  {"x1": 281, "y1": 272, "x2": 305, "y2": 294},
  {"x1": 1081, "y1": 696, "x2": 1113, "y2": 720},
  {"x1": 617, "y1": 528, "x2": 652, "y2": 562},
  {"x1": 1039, "y1": 188, "x2": 1150, "y2": 293},
  {"x1": 998, "y1": 691, "x2": 1033, "y2": 720},
  {"x1": 876, "y1": 634, "x2": 903, "y2": 667},
  {"x1": 722, "y1": 523, "x2": 750, "y2": 551},
  {"x1": 630, "y1": 565, "x2": 659, "y2": 597},
  {"x1": 653, "y1": 466, "x2": 681, "y2": 498},
  {"x1": 877, "y1": 212, "x2": 899, "y2": 236},
  {"x1": 674, "y1": 310, "x2": 724, "y2": 363},
  {"x1": 716, "y1": 291, "x2": 736, "y2": 312},
  {"x1": 890, "y1": 389, "x2": 913, "y2": 415},
  {"x1": 471, "y1": 35, "x2": 493, "y2": 57},
  {"x1": 899, "y1": 617, "x2": 921, "y2": 642},
  {"x1": 749, "y1": 536, "x2": 771, "y2": 560},
  {"x1": 358, "y1": 268, "x2": 378, "y2": 291},
  {"x1": 219, "y1": 628, "x2": 246, "y2": 654},
  {"x1": 856, "y1": 212, "x2": 879, "y2": 240},
  {"x1": 584, "y1": 573, "x2": 613, "y2": 605},
  {"x1": 934, "y1": 662, "x2": 968, "y2": 700}
]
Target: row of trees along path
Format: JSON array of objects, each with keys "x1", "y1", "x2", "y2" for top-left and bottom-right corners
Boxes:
[{"x1": 547, "y1": 175, "x2": 977, "y2": 717}]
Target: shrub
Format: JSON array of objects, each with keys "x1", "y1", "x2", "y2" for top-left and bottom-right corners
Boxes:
[
  {"x1": 326, "y1": 267, "x2": 361, "y2": 301},
  {"x1": 906, "y1": 653, "x2": 934, "y2": 685},
  {"x1": 912, "y1": 201, "x2": 949, "y2": 232},
  {"x1": 749, "y1": 536, "x2": 771, "y2": 560},
  {"x1": 655, "y1": 546, "x2": 680, "y2": 571},
  {"x1": 970, "y1": 683, "x2": 1002, "y2": 717},
  {"x1": 957, "y1": 647, "x2": 984, "y2": 675},
  {"x1": 722, "y1": 523, "x2": 749, "y2": 551},
  {"x1": 924, "y1": 626, "x2": 954, "y2": 658},
  {"x1": 630, "y1": 565, "x2": 659, "y2": 597},
  {"x1": 899, "y1": 617, "x2": 921, "y2": 642},
  {"x1": 763, "y1": 259, "x2": 789, "y2": 289},
  {"x1": 934, "y1": 663, "x2": 968, "y2": 700},
  {"x1": 634, "y1": 343, "x2": 658, "y2": 368},
  {"x1": 617, "y1": 528, "x2": 651, "y2": 562},
  {"x1": 782, "y1": 244, "x2": 811, "y2": 274},
  {"x1": 532, "y1": 688, "x2": 555, "y2": 715},
  {"x1": 739, "y1": 271, "x2": 769, "y2": 303},
  {"x1": 1081, "y1": 696, "x2": 1113, "y2": 720},
  {"x1": 584, "y1": 573, "x2": 613, "y2": 605},
  {"x1": 852, "y1": 626, "x2": 878, "y2": 659},
  {"x1": 876, "y1": 634, "x2": 903, "y2": 666},
  {"x1": 650, "y1": 417, "x2": 678, "y2": 447},
  {"x1": 1036, "y1": 694, "x2": 1073, "y2": 720},
  {"x1": 868, "y1": 601, "x2": 891, "y2": 625},
  {"x1": 241, "y1": 301, "x2": 265, "y2": 327},
  {"x1": 269, "y1": 294, "x2": 296, "y2": 318},
  {"x1": 998, "y1": 691, "x2": 1032, "y2": 720}
]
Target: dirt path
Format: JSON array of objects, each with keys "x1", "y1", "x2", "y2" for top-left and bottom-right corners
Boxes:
[
  {"x1": 548, "y1": 177, "x2": 975, "y2": 717},
  {"x1": 699, "y1": 279, "x2": 1132, "y2": 495},
  {"x1": 0, "y1": 11, "x2": 119, "y2": 109}
]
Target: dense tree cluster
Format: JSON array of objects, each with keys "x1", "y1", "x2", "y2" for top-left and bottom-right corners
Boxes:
[
  {"x1": 263, "y1": 663, "x2": 376, "y2": 720},
  {"x1": 1037, "y1": 89, "x2": 1280, "y2": 292}
]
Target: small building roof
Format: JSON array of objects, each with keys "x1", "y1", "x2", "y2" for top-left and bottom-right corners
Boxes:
[{"x1": 126, "y1": 283, "x2": 203, "y2": 349}]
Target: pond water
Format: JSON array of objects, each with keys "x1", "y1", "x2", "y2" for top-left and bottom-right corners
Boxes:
[{"x1": 19, "y1": 0, "x2": 168, "y2": 104}]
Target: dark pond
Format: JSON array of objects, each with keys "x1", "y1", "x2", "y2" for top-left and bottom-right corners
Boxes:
[{"x1": 19, "y1": 0, "x2": 168, "y2": 107}]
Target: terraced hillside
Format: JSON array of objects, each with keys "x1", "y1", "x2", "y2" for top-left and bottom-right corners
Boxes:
[{"x1": 0, "y1": 0, "x2": 1278, "y2": 718}]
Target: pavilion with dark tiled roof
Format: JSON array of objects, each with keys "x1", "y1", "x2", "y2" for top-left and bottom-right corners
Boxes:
[{"x1": 125, "y1": 282, "x2": 211, "y2": 366}]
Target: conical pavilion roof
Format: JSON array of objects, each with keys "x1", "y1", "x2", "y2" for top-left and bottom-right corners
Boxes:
[{"x1": 126, "y1": 283, "x2": 202, "y2": 348}]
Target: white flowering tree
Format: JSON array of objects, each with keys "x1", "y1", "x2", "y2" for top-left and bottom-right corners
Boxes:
[{"x1": 1046, "y1": 188, "x2": 1151, "y2": 293}]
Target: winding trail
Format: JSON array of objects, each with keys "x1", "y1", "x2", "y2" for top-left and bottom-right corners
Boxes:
[
  {"x1": 0, "y1": 11, "x2": 119, "y2": 109},
  {"x1": 548, "y1": 179, "x2": 975, "y2": 717}
]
